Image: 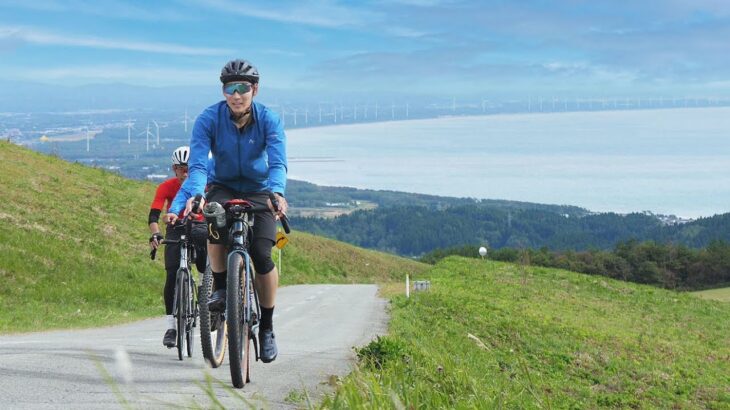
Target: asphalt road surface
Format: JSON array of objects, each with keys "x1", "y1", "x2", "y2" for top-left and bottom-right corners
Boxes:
[{"x1": 0, "y1": 284, "x2": 387, "y2": 409}]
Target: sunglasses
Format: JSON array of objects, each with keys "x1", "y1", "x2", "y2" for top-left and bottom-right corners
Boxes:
[{"x1": 223, "y1": 82, "x2": 253, "y2": 95}]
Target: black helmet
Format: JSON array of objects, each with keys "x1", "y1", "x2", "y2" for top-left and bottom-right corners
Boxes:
[{"x1": 220, "y1": 59, "x2": 259, "y2": 84}]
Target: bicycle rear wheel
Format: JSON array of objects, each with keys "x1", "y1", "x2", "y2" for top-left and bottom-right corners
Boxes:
[
  {"x1": 175, "y1": 267, "x2": 186, "y2": 361},
  {"x1": 227, "y1": 252, "x2": 252, "y2": 388},
  {"x1": 199, "y1": 265, "x2": 227, "y2": 367}
]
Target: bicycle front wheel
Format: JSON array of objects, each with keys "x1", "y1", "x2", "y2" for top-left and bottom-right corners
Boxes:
[
  {"x1": 186, "y1": 272, "x2": 195, "y2": 358},
  {"x1": 175, "y1": 267, "x2": 186, "y2": 361},
  {"x1": 227, "y1": 252, "x2": 252, "y2": 388}
]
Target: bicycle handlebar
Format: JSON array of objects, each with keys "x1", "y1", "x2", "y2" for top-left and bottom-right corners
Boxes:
[
  {"x1": 149, "y1": 207, "x2": 200, "y2": 260},
  {"x1": 150, "y1": 193, "x2": 290, "y2": 260},
  {"x1": 269, "y1": 192, "x2": 291, "y2": 234},
  {"x1": 191, "y1": 194, "x2": 203, "y2": 214},
  {"x1": 279, "y1": 214, "x2": 291, "y2": 234}
]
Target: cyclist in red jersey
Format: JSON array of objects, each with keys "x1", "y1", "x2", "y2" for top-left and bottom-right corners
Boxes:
[{"x1": 148, "y1": 146, "x2": 208, "y2": 348}]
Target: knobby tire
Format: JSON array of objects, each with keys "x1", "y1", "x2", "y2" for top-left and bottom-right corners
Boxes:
[
  {"x1": 175, "y1": 267, "x2": 186, "y2": 361},
  {"x1": 227, "y1": 252, "x2": 252, "y2": 388},
  {"x1": 199, "y1": 265, "x2": 227, "y2": 367},
  {"x1": 186, "y1": 272, "x2": 195, "y2": 358}
]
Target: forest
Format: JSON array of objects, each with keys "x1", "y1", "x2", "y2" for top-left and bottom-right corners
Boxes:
[
  {"x1": 291, "y1": 204, "x2": 730, "y2": 255},
  {"x1": 420, "y1": 240, "x2": 730, "y2": 290}
]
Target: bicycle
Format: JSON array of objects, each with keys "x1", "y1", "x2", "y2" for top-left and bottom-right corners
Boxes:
[
  {"x1": 209, "y1": 193, "x2": 290, "y2": 388},
  {"x1": 151, "y1": 196, "x2": 203, "y2": 361}
]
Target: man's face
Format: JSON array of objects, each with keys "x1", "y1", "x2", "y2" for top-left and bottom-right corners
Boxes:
[
  {"x1": 173, "y1": 164, "x2": 188, "y2": 182},
  {"x1": 223, "y1": 81, "x2": 257, "y2": 117}
]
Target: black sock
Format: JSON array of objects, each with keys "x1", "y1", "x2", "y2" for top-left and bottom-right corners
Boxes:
[
  {"x1": 260, "y1": 306, "x2": 274, "y2": 330},
  {"x1": 213, "y1": 270, "x2": 227, "y2": 291}
]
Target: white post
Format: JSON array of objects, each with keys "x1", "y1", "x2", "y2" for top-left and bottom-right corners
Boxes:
[{"x1": 406, "y1": 274, "x2": 410, "y2": 298}]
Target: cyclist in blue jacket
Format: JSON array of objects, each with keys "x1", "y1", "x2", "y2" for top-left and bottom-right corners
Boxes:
[{"x1": 166, "y1": 59, "x2": 288, "y2": 363}]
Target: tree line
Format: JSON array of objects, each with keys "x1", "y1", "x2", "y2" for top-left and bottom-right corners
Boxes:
[
  {"x1": 420, "y1": 240, "x2": 730, "y2": 290},
  {"x1": 291, "y1": 205, "x2": 730, "y2": 256}
]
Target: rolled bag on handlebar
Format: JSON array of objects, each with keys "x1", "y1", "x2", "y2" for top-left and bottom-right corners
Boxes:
[{"x1": 203, "y1": 201, "x2": 227, "y2": 229}]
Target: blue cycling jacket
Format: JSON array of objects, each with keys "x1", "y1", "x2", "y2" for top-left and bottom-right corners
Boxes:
[{"x1": 170, "y1": 100, "x2": 287, "y2": 215}]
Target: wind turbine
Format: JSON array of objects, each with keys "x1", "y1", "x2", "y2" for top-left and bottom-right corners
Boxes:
[
  {"x1": 127, "y1": 119, "x2": 135, "y2": 144},
  {"x1": 135, "y1": 122, "x2": 151, "y2": 151},
  {"x1": 152, "y1": 120, "x2": 160, "y2": 146}
]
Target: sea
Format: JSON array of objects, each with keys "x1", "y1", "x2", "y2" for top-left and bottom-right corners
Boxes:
[{"x1": 287, "y1": 107, "x2": 730, "y2": 218}]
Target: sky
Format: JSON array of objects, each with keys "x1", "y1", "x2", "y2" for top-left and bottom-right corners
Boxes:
[{"x1": 2, "y1": 0, "x2": 730, "y2": 99}]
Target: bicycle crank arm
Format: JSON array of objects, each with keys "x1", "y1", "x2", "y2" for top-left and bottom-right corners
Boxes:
[{"x1": 251, "y1": 328, "x2": 260, "y2": 362}]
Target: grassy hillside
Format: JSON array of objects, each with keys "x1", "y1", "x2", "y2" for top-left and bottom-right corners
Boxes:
[
  {"x1": 280, "y1": 230, "x2": 426, "y2": 285},
  {"x1": 693, "y1": 287, "x2": 730, "y2": 303},
  {"x1": 322, "y1": 258, "x2": 730, "y2": 408},
  {"x1": 0, "y1": 141, "x2": 426, "y2": 333}
]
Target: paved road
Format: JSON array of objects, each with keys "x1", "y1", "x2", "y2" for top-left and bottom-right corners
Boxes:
[{"x1": 0, "y1": 284, "x2": 387, "y2": 409}]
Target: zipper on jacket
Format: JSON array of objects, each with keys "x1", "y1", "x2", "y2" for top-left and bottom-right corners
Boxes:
[{"x1": 237, "y1": 125, "x2": 242, "y2": 188}]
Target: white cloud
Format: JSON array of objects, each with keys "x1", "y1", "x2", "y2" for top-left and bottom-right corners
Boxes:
[
  {"x1": 0, "y1": 0, "x2": 189, "y2": 21},
  {"x1": 384, "y1": 26, "x2": 430, "y2": 38},
  {"x1": 379, "y1": 0, "x2": 450, "y2": 6},
  {"x1": 198, "y1": 0, "x2": 373, "y2": 28},
  {"x1": 0, "y1": 25, "x2": 232, "y2": 56},
  {"x1": 0, "y1": 64, "x2": 216, "y2": 86}
]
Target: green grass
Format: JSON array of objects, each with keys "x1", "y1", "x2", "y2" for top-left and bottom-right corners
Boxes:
[
  {"x1": 693, "y1": 287, "x2": 730, "y2": 303},
  {"x1": 0, "y1": 141, "x2": 426, "y2": 333},
  {"x1": 279, "y1": 230, "x2": 427, "y2": 286},
  {"x1": 321, "y1": 257, "x2": 730, "y2": 409}
]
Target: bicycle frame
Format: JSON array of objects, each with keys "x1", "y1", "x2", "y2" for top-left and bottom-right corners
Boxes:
[
  {"x1": 173, "y1": 230, "x2": 197, "y2": 317},
  {"x1": 163, "y1": 220, "x2": 199, "y2": 360},
  {"x1": 226, "y1": 207, "x2": 261, "y2": 359}
]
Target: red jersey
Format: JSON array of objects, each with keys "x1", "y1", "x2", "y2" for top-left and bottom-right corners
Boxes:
[{"x1": 150, "y1": 177, "x2": 203, "y2": 220}]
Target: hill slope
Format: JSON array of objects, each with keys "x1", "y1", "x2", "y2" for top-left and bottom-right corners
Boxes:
[
  {"x1": 0, "y1": 141, "x2": 426, "y2": 333},
  {"x1": 323, "y1": 257, "x2": 730, "y2": 408}
]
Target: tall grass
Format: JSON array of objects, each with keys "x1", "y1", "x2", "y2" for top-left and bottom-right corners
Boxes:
[{"x1": 322, "y1": 257, "x2": 730, "y2": 408}]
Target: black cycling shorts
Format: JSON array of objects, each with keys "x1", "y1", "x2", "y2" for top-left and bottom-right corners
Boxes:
[{"x1": 205, "y1": 185, "x2": 276, "y2": 245}]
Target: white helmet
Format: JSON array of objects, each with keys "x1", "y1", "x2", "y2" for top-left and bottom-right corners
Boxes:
[{"x1": 172, "y1": 146, "x2": 190, "y2": 165}]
